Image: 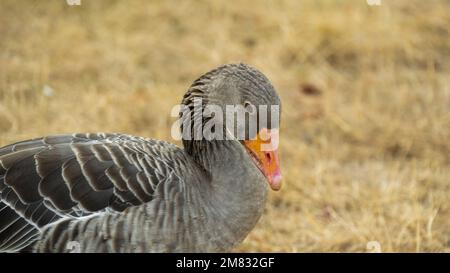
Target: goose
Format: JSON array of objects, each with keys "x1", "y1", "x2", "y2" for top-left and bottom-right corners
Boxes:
[{"x1": 0, "y1": 63, "x2": 282, "y2": 252}]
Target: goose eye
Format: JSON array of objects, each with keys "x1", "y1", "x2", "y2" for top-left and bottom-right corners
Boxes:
[
  {"x1": 244, "y1": 101, "x2": 253, "y2": 109},
  {"x1": 244, "y1": 101, "x2": 257, "y2": 115}
]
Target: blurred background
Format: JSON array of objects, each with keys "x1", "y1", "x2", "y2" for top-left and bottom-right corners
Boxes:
[{"x1": 0, "y1": 0, "x2": 448, "y2": 252}]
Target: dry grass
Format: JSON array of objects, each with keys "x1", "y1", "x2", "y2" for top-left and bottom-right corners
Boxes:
[{"x1": 0, "y1": 0, "x2": 449, "y2": 252}]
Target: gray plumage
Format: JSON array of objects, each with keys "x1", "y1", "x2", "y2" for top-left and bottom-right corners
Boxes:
[{"x1": 0, "y1": 63, "x2": 281, "y2": 252}]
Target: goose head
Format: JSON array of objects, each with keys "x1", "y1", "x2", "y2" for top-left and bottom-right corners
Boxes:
[{"x1": 180, "y1": 63, "x2": 282, "y2": 191}]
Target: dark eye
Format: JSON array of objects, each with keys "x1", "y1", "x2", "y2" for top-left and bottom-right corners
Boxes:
[{"x1": 244, "y1": 101, "x2": 256, "y2": 113}]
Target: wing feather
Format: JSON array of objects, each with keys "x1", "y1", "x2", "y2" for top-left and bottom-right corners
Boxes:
[{"x1": 0, "y1": 133, "x2": 184, "y2": 252}]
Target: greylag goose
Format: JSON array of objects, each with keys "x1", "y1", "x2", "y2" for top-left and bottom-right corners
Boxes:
[{"x1": 0, "y1": 63, "x2": 282, "y2": 252}]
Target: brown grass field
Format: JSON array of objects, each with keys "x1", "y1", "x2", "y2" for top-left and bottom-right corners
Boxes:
[{"x1": 0, "y1": 0, "x2": 449, "y2": 252}]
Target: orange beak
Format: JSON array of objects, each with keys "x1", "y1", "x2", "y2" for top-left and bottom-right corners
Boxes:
[{"x1": 244, "y1": 128, "x2": 282, "y2": 191}]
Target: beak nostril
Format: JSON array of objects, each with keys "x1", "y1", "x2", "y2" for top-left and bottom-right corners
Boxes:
[{"x1": 265, "y1": 152, "x2": 271, "y2": 163}]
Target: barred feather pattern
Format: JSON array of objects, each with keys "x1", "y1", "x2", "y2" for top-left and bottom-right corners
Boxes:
[{"x1": 0, "y1": 133, "x2": 195, "y2": 251}]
